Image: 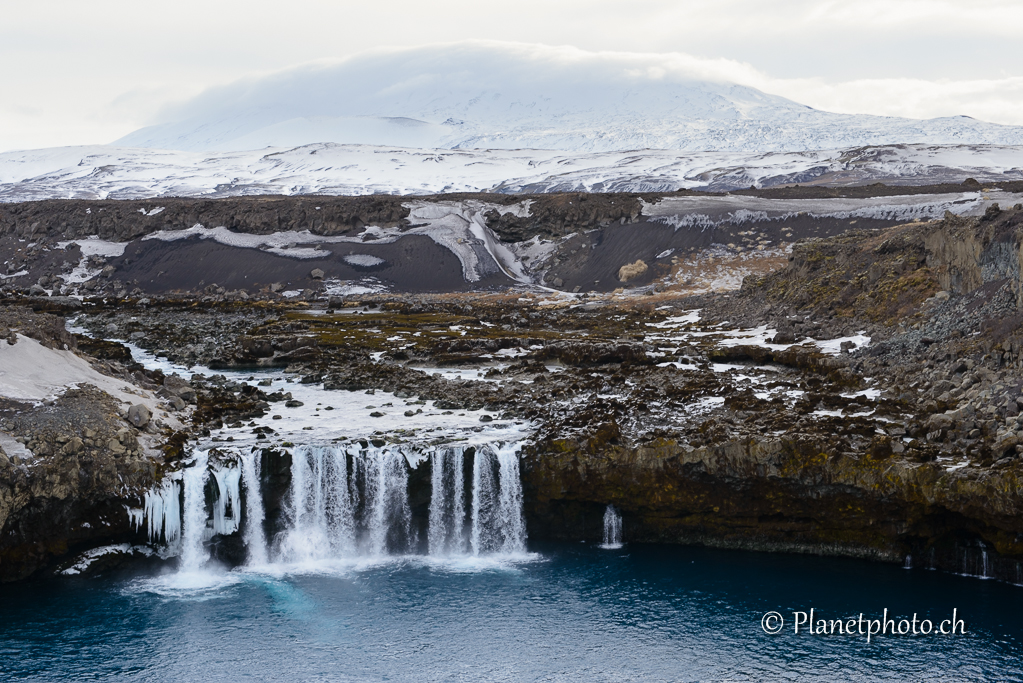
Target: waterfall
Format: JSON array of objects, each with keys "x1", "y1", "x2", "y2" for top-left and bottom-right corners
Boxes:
[
  {"x1": 365, "y1": 447, "x2": 412, "y2": 556},
  {"x1": 277, "y1": 445, "x2": 357, "y2": 562},
  {"x1": 602, "y1": 505, "x2": 623, "y2": 548},
  {"x1": 470, "y1": 444, "x2": 527, "y2": 555},
  {"x1": 429, "y1": 448, "x2": 466, "y2": 555},
  {"x1": 495, "y1": 443, "x2": 526, "y2": 554},
  {"x1": 180, "y1": 450, "x2": 211, "y2": 572},
  {"x1": 137, "y1": 439, "x2": 527, "y2": 568},
  {"x1": 980, "y1": 542, "x2": 990, "y2": 579},
  {"x1": 240, "y1": 451, "x2": 268, "y2": 565},
  {"x1": 903, "y1": 555, "x2": 912, "y2": 570},
  {"x1": 470, "y1": 446, "x2": 497, "y2": 555}
]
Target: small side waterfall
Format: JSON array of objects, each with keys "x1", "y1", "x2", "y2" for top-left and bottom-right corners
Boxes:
[
  {"x1": 903, "y1": 555, "x2": 912, "y2": 569},
  {"x1": 602, "y1": 505, "x2": 623, "y2": 549},
  {"x1": 135, "y1": 440, "x2": 528, "y2": 568}
]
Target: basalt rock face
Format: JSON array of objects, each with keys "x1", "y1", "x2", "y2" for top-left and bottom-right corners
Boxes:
[
  {"x1": 521, "y1": 432, "x2": 1023, "y2": 581},
  {"x1": 483, "y1": 193, "x2": 644, "y2": 241}
]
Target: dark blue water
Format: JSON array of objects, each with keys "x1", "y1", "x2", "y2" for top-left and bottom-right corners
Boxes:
[{"x1": 1, "y1": 543, "x2": 1020, "y2": 682}]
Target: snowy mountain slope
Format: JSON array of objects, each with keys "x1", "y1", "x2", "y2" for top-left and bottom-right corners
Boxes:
[
  {"x1": 1, "y1": 143, "x2": 1021, "y2": 202},
  {"x1": 113, "y1": 43, "x2": 1023, "y2": 154}
]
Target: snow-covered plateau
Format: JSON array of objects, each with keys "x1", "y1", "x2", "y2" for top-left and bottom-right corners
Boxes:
[{"x1": 1, "y1": 143, "x2": 1022, "y2": 202}]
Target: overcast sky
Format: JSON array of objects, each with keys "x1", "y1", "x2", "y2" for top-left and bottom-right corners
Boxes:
[{"x1": 3, "y1": 0, "x2": 1023, "y2": 152}]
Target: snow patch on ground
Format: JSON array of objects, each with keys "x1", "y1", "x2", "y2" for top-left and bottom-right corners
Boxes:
[
  {"x1": 141, "y1": 224, "x2": 365, "y2": 259},
  {"x1": 0, "y1": 334, "x2": 181, "y2": 427},
  {"x1": 643, "y1": 192, "x2": 992, "y2": 228},
  {"x1": 343, "y1": 254, "x2": 385, "y2": 267},
  {"x1": 322, "y1": 279, "x2": 388, "y2": 296},
  {"x1": 55, "y1": 237, "x2": 130, "y2": 285}
]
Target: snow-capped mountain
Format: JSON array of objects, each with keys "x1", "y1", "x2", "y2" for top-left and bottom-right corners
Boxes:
[
  {"x1": 1, "y1": 143, "x2": 1021, "y2": 202},
  {"x1": 115, "y1": 42, "x2": 1023, "y2": 154}
]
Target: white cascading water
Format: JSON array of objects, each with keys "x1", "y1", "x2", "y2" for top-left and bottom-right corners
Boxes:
[
  {"x1": 179, "y1": 450, "x2": 211, "y2": 572},
  {"x1": 240, "y1": 451, "x2": 268, "y2": 565},
  {"x1": 276, "y1": 445, "x2": 358, "y2": 561},
  {"x1": 602, "y1": 505, "x2": 623, "y2": 548},
  {"x1": 428, "y1": 448, "x2": 467, "y2": 555},
  {"x1": 135, "y1": 440, "x2": 527, "y2": 568},
  {"x1": 495, "y1": 443, "x2": 527, "y2": 554},
  {"x1": 364, "y1": 447, "x2": 412, "y2": 556},
  {"x1": 470, "y1": 444, "x2": 527, "y2": 555}
]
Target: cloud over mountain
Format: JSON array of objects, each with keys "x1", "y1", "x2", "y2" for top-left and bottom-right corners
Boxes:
[{"x1": 115, "y1": 42, "x2": 1023, "y2": 154}]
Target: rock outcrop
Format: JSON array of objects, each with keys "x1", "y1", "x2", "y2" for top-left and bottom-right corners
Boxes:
[{"x1": 0, "y1": 386, "x2": 158, "y2": 581}]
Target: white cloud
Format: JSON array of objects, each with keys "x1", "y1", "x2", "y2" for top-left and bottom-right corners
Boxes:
[
  {"x1": 761, "y1": 76, "x2": 1023, "y2": 126},
  {"x1": 3, "y1": 1, "x2": 1023, "y2": 150}
]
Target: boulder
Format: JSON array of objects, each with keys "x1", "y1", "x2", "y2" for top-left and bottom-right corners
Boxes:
[
  {"x1": 772, "y1": 331, "x2": 796, "y2": 344},
  {"x1": 310, "y1": 268, "x2": 325, "y2": 280},
  {"x1": 163, "y1": 375, "x2": 196, "y2": 403},
  {"x1": 127, "y1": 403, "x2": 151, "y2": 428},
  {"x1": 927, "y1": 413, "x2": 956, "y2": 431}
]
